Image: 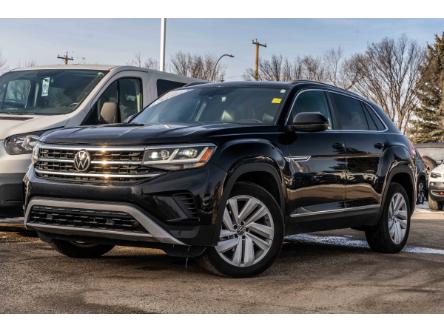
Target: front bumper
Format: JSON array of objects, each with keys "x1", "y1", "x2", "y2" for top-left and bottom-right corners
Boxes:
[
  {"x1": 25, "y1": 164, "x2": 226, "y2": 247},
  {"x1": 0, "y1": 173, "x2": 25, "y2": 207},
  {"x1": 0, "y1": 144, "x2": 30, "y2": 207},
  {"x1": 429, "y1": 181, "x2": 444, "y2": 202}
]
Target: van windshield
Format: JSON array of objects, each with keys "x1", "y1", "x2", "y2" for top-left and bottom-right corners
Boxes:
[
  {"x1": 0, "y1": 69, "x2": 107, "y2": 115},
  {"x1": 132, "y1": 85, "x2": 288, "y2": 125}
]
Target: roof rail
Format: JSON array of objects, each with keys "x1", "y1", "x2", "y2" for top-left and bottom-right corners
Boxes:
[{"x1": 291, "y1": 79, "x2": 366, "y2": 99}]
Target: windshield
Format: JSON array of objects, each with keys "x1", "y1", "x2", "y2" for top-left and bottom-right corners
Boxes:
[
  {"x1": 0, "y1": 69, "x2": 107, "y2": 115},
  {"x1": 132, "y1": 86, "x2": 288, "y2": 125}
]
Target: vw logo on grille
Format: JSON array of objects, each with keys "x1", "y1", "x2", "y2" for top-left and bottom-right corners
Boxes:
[{"x1": 73, "y1": 150, "x2": 91, "y2": 172}]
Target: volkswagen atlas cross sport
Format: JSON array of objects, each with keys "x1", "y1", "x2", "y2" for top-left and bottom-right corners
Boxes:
[{"x1": 24, "y1": 81, "x2": 416, "y2": 277}]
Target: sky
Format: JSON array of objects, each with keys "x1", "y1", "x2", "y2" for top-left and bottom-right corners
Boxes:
[{"x1": 0, "y1": 18, "x2": 443, "y2": 80}]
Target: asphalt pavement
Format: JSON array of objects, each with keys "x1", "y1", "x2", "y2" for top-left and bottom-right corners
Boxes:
[{"x1": 1, "y1": 205, "x2": 443, "y2": 313}]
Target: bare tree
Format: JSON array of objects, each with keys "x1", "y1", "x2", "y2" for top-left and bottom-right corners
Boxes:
[
  {"x1": 0, "y1": 50, "x2": 6, "y2": 73},
  {"x1": 23, "y1": 60, "x2": 36, "y2": 68},
  {"x1": 345, "y1": 36, "x2": 425, "y2": 133},
  {"x1": 129, "y1": 52, "x2": 158, "y2": 69},
  {"x1": 170, "y1": 52, "x2": 225, "y2": 81},
  {"x1": 244, "y1": 51, "x2": 348, "y2": 84}
]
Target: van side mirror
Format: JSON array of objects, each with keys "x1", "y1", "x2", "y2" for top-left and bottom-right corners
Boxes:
[
  {"x1": 100, "y1": 102, "x2": 119, "y2": 124},
  {"x1": 289, "y1": 112, "x2": 329, "y2": 132}
]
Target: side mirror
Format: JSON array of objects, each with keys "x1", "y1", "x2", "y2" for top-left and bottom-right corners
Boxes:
[
  {"x1": 100, "y1": 102, "x2": 119, "y2": 124},
  {"x1": 289, "y1": 112, "x2": 329, "y2": 132}
]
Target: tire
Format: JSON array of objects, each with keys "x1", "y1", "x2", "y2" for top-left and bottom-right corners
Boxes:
[
  {"x1": 51, "y1": 239, "x2": 115, "y2": 258},
  {"x1": 365, "y1": 182, "x2": 410, "y2": 253},
  {"x1": 202, "y1": 182, "x2": 283, "y2": 277},
  {"x1": 416, "y1": 179, "x2": 426, "y2": 205},
  {"x1": 428, "y1": 195, "x2": 443, "y2": 211}
]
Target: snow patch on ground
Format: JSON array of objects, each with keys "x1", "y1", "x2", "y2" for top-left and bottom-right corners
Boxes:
[{"x1": 285, "y1": 234, "x2": 444, "y2": 256}]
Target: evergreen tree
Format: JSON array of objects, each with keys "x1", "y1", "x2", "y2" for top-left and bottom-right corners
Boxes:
[{"x1": 411, "y1": 33, "x2": 444, "y2": 143}]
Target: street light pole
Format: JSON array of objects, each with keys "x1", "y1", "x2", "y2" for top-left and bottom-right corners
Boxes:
[
  {"x1": 160, "y1": 18, "x2": 167, "y2": 72},
  {"x1": 212, "y1": 53, "x2": 234, "y2": 82}
]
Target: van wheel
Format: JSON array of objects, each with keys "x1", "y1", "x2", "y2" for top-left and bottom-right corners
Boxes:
[
  {"x1": 428, "y1": 195, "x2": 442, "y2": 211},
  {"x1": 51, "y1": 239, "x2": 115, "y2": 258},
  {"x1": 365, "y1": 182, "x2": 410, "y2": 253},
  {"x1": 416, "y1": 179, "x2": 426, "y2": 205},
  {"x1": 202, "y1": 182, "x2": 283, "y2": 277}
]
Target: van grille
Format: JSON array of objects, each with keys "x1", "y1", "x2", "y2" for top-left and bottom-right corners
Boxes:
[
  {"x1": 35, "y1": 145, "x2": 160, "y2": 183},
  {"x1": 28, "y1": 205, "x2": 147, "y2": 234}
]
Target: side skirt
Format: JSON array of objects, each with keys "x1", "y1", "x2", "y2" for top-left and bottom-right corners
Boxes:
[{"x1": 285, "y1": 205, "x2": 380, "y2": 235}]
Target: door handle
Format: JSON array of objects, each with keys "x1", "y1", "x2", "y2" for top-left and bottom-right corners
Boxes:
[
  {"x1": 332, "y1": 142, "x2": 345, "y2": 152},
  {"x1": 374, "y1": 142, "x2": 384, "y2": 150}
]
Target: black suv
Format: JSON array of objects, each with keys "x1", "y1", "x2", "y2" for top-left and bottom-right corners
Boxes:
[{"x1": 24, "y1": 81, "x2": 416, "y2": 277}]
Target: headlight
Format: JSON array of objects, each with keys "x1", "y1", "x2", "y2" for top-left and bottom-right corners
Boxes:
[
  {"x1": 430, "y1": 172, "x2": 441, "y2": 178},
  {"x1": 31, "y1": 142, "x2": 41, "y2": 165},
  {"x1": 4, "y1": 131, "x2": 44, "y2": 155},
  {"x1": 143, "y1": 144, "x2": 216, "y2": 170}
]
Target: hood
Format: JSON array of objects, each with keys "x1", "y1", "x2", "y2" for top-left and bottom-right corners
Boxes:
[
  {"x1": 432, "y1": 164, "x2": 444, "y2": 174},
  {"x1": 41, "y1": 123, "x2": 278, "y2": 146},
  {"x1": 0, "y1": 114, "x2": 68, "y2": 140}
]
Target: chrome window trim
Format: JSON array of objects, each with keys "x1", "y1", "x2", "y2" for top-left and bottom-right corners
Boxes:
[
  {"x1": 286, "y1": 88, "x2": 389, "y2": 133},
  {"x1": 290, "y1": 204, "x2": 380, "y2": 218},
  {"x1": 25, "y1": 197, "x2": 184, "y2": 245}
]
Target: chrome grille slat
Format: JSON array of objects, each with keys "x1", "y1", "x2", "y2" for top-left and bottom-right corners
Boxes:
[{"x1": 35, "y1": 144, "x2": 160, "y2": 183}]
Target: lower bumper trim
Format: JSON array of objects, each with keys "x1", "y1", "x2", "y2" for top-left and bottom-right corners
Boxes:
[{"x1": 25, "y1": 197, "x2": 185, "y2": 245}]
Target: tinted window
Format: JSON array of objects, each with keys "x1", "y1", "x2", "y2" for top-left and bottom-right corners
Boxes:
[
  {"x1": 363, "y1": 103, "x2": 386, "y2": 131},
  {"x1": 290, "y1": 90, "x2": 332, "y2": 128},
  {"x1": 133, "y1": 86, "x2": 288, "y2": 125},
  {"x1": 157, "y1": 79, "x2": 186, "y2": 97},
  {"x1": 330, "y1": 93, "x2": 368, "y2": 130},
  {"x1": 84, "y1": 78, "x2": 142, "y2": 125}
]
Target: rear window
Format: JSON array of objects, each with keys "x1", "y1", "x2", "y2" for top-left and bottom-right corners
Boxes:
[
  {"x1": 363, "y1": 103, "x2": 386, "y2": 131},
  {"x1": 330, "y1": 93, "x2": 369, "y2": 130}
]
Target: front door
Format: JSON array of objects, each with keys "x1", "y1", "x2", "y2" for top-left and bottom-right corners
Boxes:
[{"x1": 280, "y1": 89, "x2": 348, "y2": 233}]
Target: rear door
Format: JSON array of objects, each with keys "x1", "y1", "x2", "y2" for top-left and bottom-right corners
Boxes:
[{"x1": 328, "y1": 92, "x2": 385, "y2": 212}]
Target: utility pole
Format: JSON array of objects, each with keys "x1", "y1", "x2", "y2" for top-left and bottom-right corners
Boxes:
[
  {"x1": 57, "y1": 51, "x2": 74, "y2": 65},
  {"x1": 160, "y1": 18, "x2": 167, "y2": 71},
  {"x1": 252, "y1": 39, "x2": 266, "y2": 81}
]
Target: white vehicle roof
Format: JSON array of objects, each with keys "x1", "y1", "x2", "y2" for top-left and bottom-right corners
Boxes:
[{"x1": 9, "y1": 64, "x2": 204, "y2": 83}]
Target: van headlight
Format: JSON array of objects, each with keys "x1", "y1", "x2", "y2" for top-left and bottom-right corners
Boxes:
[
  {"x1": 31, "y1": 142, "x2": 41, "y2": 165},
  {"x1": 4, "y1": 132, "x2": 44, "y2": 155},
  {"x1": 143, "y1": 144, "x2": 216, "y2": 170}
]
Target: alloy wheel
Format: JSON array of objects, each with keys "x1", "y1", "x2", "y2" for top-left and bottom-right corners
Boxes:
[
  {"x1": 215, "y1": 195, "x2": 274, "y2": 267},
  {"x1": 388, "y1": 193, "x2": 408, "y2": 244}
]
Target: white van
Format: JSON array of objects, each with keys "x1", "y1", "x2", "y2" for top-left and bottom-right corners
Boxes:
[{"x1": 0, "y1": 64, "x2": 202, "y2": 208}]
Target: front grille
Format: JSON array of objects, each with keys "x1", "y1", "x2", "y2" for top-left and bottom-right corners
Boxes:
[
  {"x1": 28, "y1": 205, "x2": 147, "y2": 234},
  {"x1": 35, "y1": 145, "x2": 159, "y2": 183}
]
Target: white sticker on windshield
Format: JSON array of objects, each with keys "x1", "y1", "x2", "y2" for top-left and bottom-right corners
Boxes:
[{"x1": 41, "y1": 77, "x2": 50, "y2": 97}]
